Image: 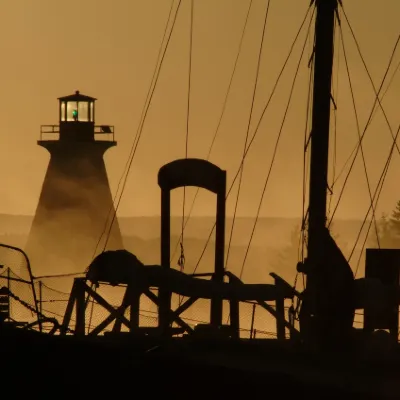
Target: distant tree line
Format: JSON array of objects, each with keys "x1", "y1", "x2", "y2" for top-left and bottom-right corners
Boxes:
[{"x1": 369, "y1": 200, "x2": 400, "y2": 249}]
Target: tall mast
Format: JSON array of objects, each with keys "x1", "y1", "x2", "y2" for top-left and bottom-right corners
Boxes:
[{"x1": 306, "y1": 0, "x2": 338, "y2": 289}]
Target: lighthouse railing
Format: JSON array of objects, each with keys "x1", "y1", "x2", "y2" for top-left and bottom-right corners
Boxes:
[{"x1": 39, "y1": 125, "x2": 115, "y2": 142}]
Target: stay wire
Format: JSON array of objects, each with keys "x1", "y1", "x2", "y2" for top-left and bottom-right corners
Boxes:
[
  {"x1": 298, "y1": 13, "x2": 316, "y2": 293},
  {"x1": 371, "y1": 57, "x2": 400, "y2": 121},
  {"x1": 193, "y1": 3, "x2": 314, "y2": 273},
  {"x1": 332, "y1": 47, "x2": 400, "y2": 188},
  {"x1": 327, "y1": 18, "x2": 339, "y2": 219},
  {"x1": 352, "y1": 122, "x2": 400, "y2": 274},
  {"x1": 338, "y1": 20, "x2": 380, "y2": 247},
  {"x1": 327, "y1": 19, "x2": 400, "y2": 227},
  {"x1": 178, "y1": 0, "x2": 194, "y2": 276},
  {"x1": 225, "y1": 0, "x2": 271, "y2": 269},
  {"x1": 340, "y1": 5, "x2": 400, "y2": 157},
  {"x1": 170, "y1": 0, "x2": 255, "y2": 263},
  {"x1": 102, "y1": 0, "x2": 184, "y2": 251},
  {"x1": 239, "y1": 6, "x2": 314, "y2": 280},
  {"x1": 224, "y1": 0, "x2": 271, "y2": 325},
  {"x1": 92, "y1": 0, "x2": 177, "y2": 260}
]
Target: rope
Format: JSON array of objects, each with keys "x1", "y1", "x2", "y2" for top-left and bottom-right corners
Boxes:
[
  {"x1": 4, "y1": 287, "x2": 75, "y2": 334},
  {"x1": 239, "y1": 5, "x2": 315, "y2": 280},
  {"x1": 340, "y1": 4, "x2": 400, "y2": 156},
  {"x1": 353, "y1": 123, "x2": 400, "y2": 276},
  {"x1": 34, "y1": 272, "x2": 84, "y2": 280},
  {"x1": 327, "y1": 16, "x2": 339, "y2": 220},
  {"x1": 338, "y1": 18, "x2": 380, "y2": 248},
  {"x1": 93, "y1": 0, "x2": 176, "y2": 261},
  {"x1": 170, "y1": 0, "x2": 255, "y2": 263},
  {"x1": 178, "y1": 0, "x2": 194, "y2": 276},
  {"x1": 225, "y1": 0, "x2": 271, "y2": 269},
  {"x1": 193, "y1": 2, "x2": 314, "y2": 273},
  {"x1": 295, "y1": 5, "x2": 316, "y2": 300},
  {"x1": 327, "y1": 23, "x2": 400, "y2": 227},
  {"x1": 93, "y1": 0, "x2": 182, "y2": 256}
]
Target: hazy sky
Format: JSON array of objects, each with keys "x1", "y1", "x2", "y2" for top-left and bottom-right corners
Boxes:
[{"x1": 0, "y1": 0, "x2": 399, "y2": 220}]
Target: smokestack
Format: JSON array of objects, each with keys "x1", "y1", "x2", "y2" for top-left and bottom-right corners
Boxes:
[{"x1": 25, "y1": 91, "x2": 123, "y2": 276}]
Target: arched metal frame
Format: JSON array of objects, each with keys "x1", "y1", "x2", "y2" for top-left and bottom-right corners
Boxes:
[{"x1": 158, "y1": 158, "x2": 227, "y2": 330}]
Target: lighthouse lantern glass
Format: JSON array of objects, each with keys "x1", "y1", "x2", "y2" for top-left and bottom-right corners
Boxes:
[
  {"x1": 90, "y1": 102, "x2": 94, "y2": 122},
  {"x1": 66, "y1": 102, "x2": 78, "y2": 121},
  {"x1": 60, "y1": 101, "x2": 66, "y2": 122},
  {"x1": 78, "y1": 102, "x2": 89, "y2": 122}
]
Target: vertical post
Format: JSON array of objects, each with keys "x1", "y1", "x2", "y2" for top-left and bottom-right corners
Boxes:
[
  {"x1": 275, "y1": 281, "x2": 286, "y2": 340},
  {"x1": 75, "y1": 278, "x2": 86, "y2": 336},
  {"x1": 159, "y1": 189, "x2": 171, "y2": 334},
  {"x1": 250, "y1": 303, "x2": 256, "y2": 339},
  {"x1": 210, "y1": 173, "x2": 226, "y2": 327},
  {"x1": 129, "y1": 285, "x2": 141, "y2": 332},
  {"x1": 39, "y1": 281, "x2": 43, "y2": 316},
  {"x1": 306, "y1": 0, "x2": 338, "y2": 306},
  {"x1": 7, "y1": 268, "x2": 11, "y2": 318}
]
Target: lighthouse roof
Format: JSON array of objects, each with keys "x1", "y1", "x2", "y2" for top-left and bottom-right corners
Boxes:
[{"x1": 58, "y1": 90, "x2": 97, "y2": 102}]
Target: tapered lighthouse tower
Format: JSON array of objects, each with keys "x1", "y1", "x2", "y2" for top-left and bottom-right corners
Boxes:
[{"x1": 26, "y1": 91, "x2": 123, "y2": 276}]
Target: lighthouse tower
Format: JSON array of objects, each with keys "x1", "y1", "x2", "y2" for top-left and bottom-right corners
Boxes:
[{"x1": 26, "y1": 91, "x2": 123, "y2": 276}]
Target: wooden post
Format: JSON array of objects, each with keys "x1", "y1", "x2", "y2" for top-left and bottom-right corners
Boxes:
[
  {"x1": 159, "y1": 189, "x2": 171, "y2": 334},
  {"x1": 274, "y1": 278, "x2": 285, "y2": 340},
  {"x1": 250, "y1": 303, "x2": 256, "y2": 339},
  {"x1": 75, "y1": 279, "x2": 86, "y2": 336}
]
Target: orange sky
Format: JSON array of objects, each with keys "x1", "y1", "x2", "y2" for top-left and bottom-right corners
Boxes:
[{"x1": 0, "y1": 0, "x2": 399, "y2": 220}]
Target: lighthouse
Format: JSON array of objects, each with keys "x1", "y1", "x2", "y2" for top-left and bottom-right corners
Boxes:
[{"x1": 25, "y1": 91, "x2": 123, "y2": 276}]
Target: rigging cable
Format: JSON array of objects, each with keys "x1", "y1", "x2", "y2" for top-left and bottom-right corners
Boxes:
[
  {"x1": 339, "y1": 4, "x2": 400, "y2": 157},
  {"x1": 239, "y1": 5, "x2": 315, "y2": 280},
  {"x1": 327, "y1": 25, "x2": 400, "y2": 228},
  {"x1": 178, "y1": 0, "x2": 194, "y2": 275},
  {"x1": 371, "y1": 57, "x2": 400, "y2": 121},
  {"x1": 352, "y1": 122, "x2": 400, "y2": 276},
  {"x1": 337, "y1": 16, "x2": 381, "y2": 247},
  {"x1": 332, "y1": 54, "x2": 400, "y2": 189},
  {"x1": 297, "y1": 12, "x2": 316, "y2": 296},
  {"x1": 170, "y1": 0, "x2": 255, "y2": 263},
  {"x1": 225, "y1": 0, "x2": 271, "y2": 269},
  {"x1": 96, "y1": 0, "x2": 183, "y2": 254},
  {"x1": 327, "y1": 17, "x2": 340, "y2": 220},
  {"x1": 87, "y1": 0, "x2": 179, "y2": 330},
  {"x1": 192, "y1": 3, "x2": 315, "y2": 273},
  {"x1": 93, "y1": 1, "x2": 176, "y2": 261},
  {"x1": 224, "y1": 0, "x2": 271, "y2": 325}
]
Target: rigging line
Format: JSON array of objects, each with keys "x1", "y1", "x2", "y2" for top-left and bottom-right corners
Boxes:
[
  {"x1": 353, "y1": 164, "x2": 391, "y2": 277},
  {"x1": 192, "y1": 4, "x2": 315, "y2": 273},
  {"x1": 239, "y1": 8, "x2": 313, "y2": 280},
  {"x1": 338, "y1": 21, "x2": 380, "y2": 247},
  {"x1": 178, "y1": 0, "x2": 194, "y2": 276},
  {"x1": 327, "y1": 18, "x2": 340, "y2": 218},
  {"x1": 333, "y1": 45, "x2": 400, "y2": 188},
  {"x1": 225, "y1": 0, "x2": 271, "y2": 270},
  {"x1": 327, "y1": 24, "x2": 400, "y2": 228},
  {"x1": 340, "y1": 5, "x2": 400, "y2": 156},
  {"x1": 332, "y1": 58, "x2": 400, "y2": 189},
  {"x1": 170, "y1": 0, "x2": 255, "y2": 263},
  {"x1": 92, "y1": 0, "x2": 177, "y2": 259},
  {"x1": 371, "y1": 56, "x2": 400, "y2": 121},
  {"x1": 224, "y1": 0, "x2": 271, "y2": 325},
  {"x1": 300, "y1": 25, "x2": 315, "y2": 265},
  {"x1": 102, "y1": 0, "x2": 184, "y2": 250},
  {"x1": 351, "y1": 122, "x2": 400, "y2": 272}
]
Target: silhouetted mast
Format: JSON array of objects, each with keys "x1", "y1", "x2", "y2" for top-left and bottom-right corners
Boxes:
[{"x1": 307, "y1": 1, "x2": 338, "y2": 287}]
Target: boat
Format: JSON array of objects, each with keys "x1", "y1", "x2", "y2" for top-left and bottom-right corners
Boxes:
[{"x1": 1, "y1": 0, "x2": 400, "y2": 398}]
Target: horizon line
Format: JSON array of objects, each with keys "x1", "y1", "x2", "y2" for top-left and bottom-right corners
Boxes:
[{"x1": 0, "y1": 213, "x2": 370, "y2": 221}]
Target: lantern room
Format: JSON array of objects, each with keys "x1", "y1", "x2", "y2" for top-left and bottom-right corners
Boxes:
[
  {"x1": 59, "y1": 90, "x2": 95, "y2": 123},
  {"x1": 58, "y1": 90, "x2": 96, "y2": 141}
]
